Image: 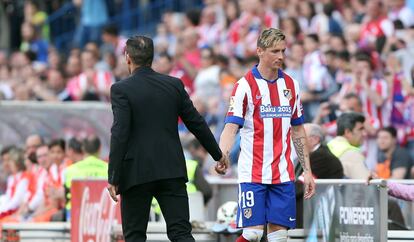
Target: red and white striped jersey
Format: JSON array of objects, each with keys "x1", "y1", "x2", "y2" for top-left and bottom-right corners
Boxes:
[
  {"x1": 338, "y1": 78, "x2": 390, "y2": 130},
  {"x1": 225, "y1": 66, "x2": 304, "y2": 184}
]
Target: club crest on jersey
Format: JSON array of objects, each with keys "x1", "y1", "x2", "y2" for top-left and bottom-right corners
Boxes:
[
  {"x1": 243, "y1": 208, "x2": 252, "y2": 219},
  {"x1": 283, "y1": 89, "x2": 292, "y2": 100}
]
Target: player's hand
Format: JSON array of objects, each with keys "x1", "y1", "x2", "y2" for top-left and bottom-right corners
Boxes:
[
  {"x1": 215, "y1": 154, "x2": 229, "y2": 175},
  {"x1": 107, "y1": 184, "x2": 119, "y2": 203},
  {"x1": 303, "y1": 172, "x2": 316, "y2": 199}
]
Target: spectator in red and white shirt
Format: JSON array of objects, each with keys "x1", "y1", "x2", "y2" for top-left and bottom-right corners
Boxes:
[
  {"x1": 0, "y1": 148, "x2": 29, "y2": 219},
  {"x1": 337, "y1": 53, "x2": 390, "y2": 169},
  {"x1": 386, "y1": 0, "x2": 414, "y2": 28},
  {"x1": 198, "y1": 6, "x2": 222, "y2": 48},
  {"x1": 359, "y1": 0, "x2": 394, "y2": 52},
  {"x1": 66, "y1": 50, "x2": 114, "y2": 101}
]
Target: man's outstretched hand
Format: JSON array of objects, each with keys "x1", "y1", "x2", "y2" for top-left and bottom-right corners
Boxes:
[{"x1": 215, "y1": 154, "x2": 230, "y2": 175}]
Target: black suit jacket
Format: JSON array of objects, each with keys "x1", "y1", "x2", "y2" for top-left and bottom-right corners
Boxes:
[{"x1": 108, "y1": 66, "x2": 222, "y2": 193}]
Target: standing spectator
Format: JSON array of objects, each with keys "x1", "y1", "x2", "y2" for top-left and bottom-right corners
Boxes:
[
  {"x1": 376, "y1": 126, "x2": 412, "y2": 179},
  {"x1": 301, "y1": 34, "x2": 337, "y2": 122},
  {"x1": 23, "y1": 0, "x2": 49, "y2": 41},
  {"x1": 101, "y1": 24, "x2": 127, "y2": 57},
  {"x1": 66, "y1": 50, "x2": 114, "y2": 101},
  {"x1": 359, "y1": 0, "x2": 394, "y2": 52},
  {"x1": 33, "y1": 69, "x2": 71, "y2": 101},
  {"x1": 20, "y1": 22, "x2": 48, "y2": 63},
  {"x1": 219, "y1": 28, "x2": 315, "y2": 242},
  {"x1": 327, "y1": 112, "x2": 371, "y2": 179},
  {"x1": 73, "y1": 0, "x2": 109, "y2": 48},
  {"x1": 198, "y1": 6, "x2": 222, "y2": 48},
  {"x1": 387, "y1": 0, "x2": 414, "y2": 28},
  {"x1": 193, "y1": 47, "x2": 221, "y2": 102},
  {"x1": 338, "y1": 53, "x2": 389, "y2": 169}
]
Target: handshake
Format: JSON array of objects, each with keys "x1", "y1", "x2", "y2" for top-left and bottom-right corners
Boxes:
[{"x1": 215, "y1": 153, "x2": 230, "y2": 175}]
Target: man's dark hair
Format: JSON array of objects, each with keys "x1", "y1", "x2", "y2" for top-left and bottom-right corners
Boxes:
[
  {"x1": 68, "y1": 137, "x2": 83, "y2": 154},
  {"x1": 1, "y1": 145, "x2": 17, "y2": 156},
  {"x1": 379, "y1": 126, "x2": 397, "y2": 138},
  {"x1": 49, "y1": 139, "x2": 66, "y2": 151},
  {"x1": 354, "y1": 52, "x2": 374, "y2": 70},
  {"x1": 83, "y1": 135, "x2": 101, "y2": 154},
  {"x1": 185, "y1": 9, "x2": 201, "y2": 26},
  {"x1": 337, "y1": 112, "x2": 365, "y2": 136},
  {"x1": 125, "y1": 36, "x2": 154, "y2": 67},
  {"x1": 344, "y1": 93, "x2": 362, "y2": 106},
  {"x1": 336, "y1": 50, "x2": 350, "y2": 61},
  {"x1": 306, "y1": 34, "x2": 319, "y2": 43},
  {"x1": 158, "y1": 52, "x2": 172, "y2": 62},
  {"x1": 103, "y1": 24, "x2": 119, "y2": 36}
]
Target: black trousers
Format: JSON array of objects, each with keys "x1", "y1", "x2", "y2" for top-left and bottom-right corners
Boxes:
[{"x1": 120, "y1": 177, "x2": 195, "y2": 242}]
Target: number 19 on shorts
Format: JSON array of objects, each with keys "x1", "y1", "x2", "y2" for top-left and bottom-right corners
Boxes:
[{"x1": 240, "y1": 191, "x2": 255, "y2": 208}]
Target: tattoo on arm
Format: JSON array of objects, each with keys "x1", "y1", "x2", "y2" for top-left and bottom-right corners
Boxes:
[{"x1": 293, "y1": 136, "x2": 309, "y2": 172}]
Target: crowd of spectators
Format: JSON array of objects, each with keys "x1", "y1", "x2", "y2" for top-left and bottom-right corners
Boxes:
[{"x1": 0, "y1": 0, "x2": 414, "y2": 222}]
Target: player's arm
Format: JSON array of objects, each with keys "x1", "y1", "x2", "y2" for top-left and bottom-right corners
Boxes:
[
  {"x1": 219, "y1": 123, "x2": 239, "y2": 157},
  {"x1": 291, "y1": 125, "x2": 311, "y2": 174},
  {"x1": 292, "y1": 124, "x2": 315, "y2": 199}
]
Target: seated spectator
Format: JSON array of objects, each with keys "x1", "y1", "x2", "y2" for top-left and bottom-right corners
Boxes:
[
  {"x1": 0, "y1": 146, "x2": 15, "y2": 195},
  {"x1": 64, "y1": 135, "x2": 107, "y2": 221},
  {"x1": 327, "y1": 112, "x2": 371, "y2": 179},
  {"x1": 184, "y1": 139, "x2": 213, "y2": 204},
  {"x1": 376, "y1": 126, "x2": 412, "y2": 179},
  {"x1": 66, "y1": 137, "x2": 84, "y2": 164},
  {"x1": 24, "y1": 134, "x2": 44, "y2": 158},
  {"x1": 295, "y1": 123, "x2": 344, "y2": 228},
  {"x1": 297, "y1": 123, "x2": 344, "y2": 179},
  {"x1": 0, "y1": 148, "x2": 28, "y2": 220}
]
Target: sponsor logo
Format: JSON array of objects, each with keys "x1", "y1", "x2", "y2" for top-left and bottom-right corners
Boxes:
[
  {"x1": 283, "y1": 89, "x2": 292, "y2": 100},
  {"x1": 289, "y1": 217, "x2": 296, "y2": 221},
  {"x1": 339, "y1": 206, "x2": 374, "y2": 225},
  {"x1": 259, "y1": 105, "x2": 292, "y2": 118},
  {"x1": 243, "y1": 208, "x2": 252, "y2": 219},
  {"x1": 78, "y1": 187, "x2": 117, "y2": 242}
]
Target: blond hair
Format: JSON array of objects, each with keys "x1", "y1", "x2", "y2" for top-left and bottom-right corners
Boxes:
[{"x1": 257, "y1": 28, "x2": 286, "y2": 49}]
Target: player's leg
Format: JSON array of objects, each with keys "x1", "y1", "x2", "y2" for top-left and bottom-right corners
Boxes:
[
  {"x1": 155, "y1": 178, "x2": 195, "y2": 242},
  {"x1": 236, "y1": 183, "x2": 266, "y2": 242},
  {"x1": 266, "y1": 181, "x2": 296, "y2": 242}
]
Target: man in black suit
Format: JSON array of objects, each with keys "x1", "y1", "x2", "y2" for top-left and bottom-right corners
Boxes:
[
  {"x1": 107, "y1": 36, "x2": 229, "y2": 242},
  {"x1": 295, "y1": 123, "x2": 344, "y2": 228}
]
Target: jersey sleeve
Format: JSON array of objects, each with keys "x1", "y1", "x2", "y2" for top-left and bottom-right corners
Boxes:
[
  {"x1": 224, "y1": 81, "x2": 248, "y2": 127},
  {"x1": 291, "y1": 79, "x2": 304, "y2": 126}
]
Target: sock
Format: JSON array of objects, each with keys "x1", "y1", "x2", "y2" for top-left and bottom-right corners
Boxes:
[
  {"x1": 267, "y1": 230, "x2": 288, "y2": 242},
  {"x1": 236, "y1": 235, "x2": 250, "y2": 242}
]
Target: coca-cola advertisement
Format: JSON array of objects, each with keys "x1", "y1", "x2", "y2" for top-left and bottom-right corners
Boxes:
[{"x1": 71, "y1": 179, "x2": 122, "y2": 242}]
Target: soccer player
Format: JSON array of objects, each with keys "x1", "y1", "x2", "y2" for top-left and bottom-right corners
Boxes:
[{"x1": 219, "y1": 28, "x2": 315, "y2": 242}]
